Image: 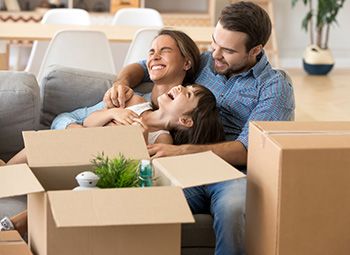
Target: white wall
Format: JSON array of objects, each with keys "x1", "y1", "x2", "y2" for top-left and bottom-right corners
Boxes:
[{"x1": 273, "y1": 0, "x2": 350, "y2": 68}]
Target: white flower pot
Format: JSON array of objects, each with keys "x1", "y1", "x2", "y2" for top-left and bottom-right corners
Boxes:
[{"x1": 303, "y1": 44, "x2": 334, "y2": 75}]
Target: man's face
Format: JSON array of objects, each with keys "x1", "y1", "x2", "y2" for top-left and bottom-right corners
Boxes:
[{"x1": 211, "y1": 22, "x2": 257, "y2": 77}]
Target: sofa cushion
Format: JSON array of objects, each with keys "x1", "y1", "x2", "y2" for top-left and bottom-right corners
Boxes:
[
  {"x1": 0, "y1": 71, "x2": 39, "y2": 161},
  {"x1": 40, "y1": 65, "x2": 115, "y2": 129},
  {"x1": 182, "y1": 214, "x2": 215, "y2": 251}
]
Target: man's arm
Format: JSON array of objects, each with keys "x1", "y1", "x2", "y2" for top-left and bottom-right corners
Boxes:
[
  {"x1": 104, "y1": 63, "x2": 146, "y2": 108},
  {"x1": 147, "y1": 140, "x2": 247, "y2": 166}
]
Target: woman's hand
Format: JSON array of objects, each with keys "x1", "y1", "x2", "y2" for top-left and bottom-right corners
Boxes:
[{"x1": 103, "y1": 83, "x2": 134, "y2": 109}]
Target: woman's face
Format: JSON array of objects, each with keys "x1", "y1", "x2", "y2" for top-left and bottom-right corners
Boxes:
[
  {"x1": 147, "y1": 35, "x2": 189, "y2": 84},
  {"x1": 157, "y1": 85, "x2": 200, "y2": 126}
]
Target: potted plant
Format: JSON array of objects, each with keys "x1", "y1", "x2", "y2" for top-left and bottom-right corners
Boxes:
[
  {"x1": 292, "y1": 0, "x2": 346, "y2": 75},
  {"x1": 92, "y1": 153, "x2": 140, "y2": 188}
]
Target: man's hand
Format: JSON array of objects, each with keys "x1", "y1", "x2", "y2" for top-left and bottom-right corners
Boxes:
[
  {"x1": 103, "y1": 83, "x2": 134, "y2": 108},
  {"x1": 147, "y1": 143, "x2": 184, "y2": 159}
]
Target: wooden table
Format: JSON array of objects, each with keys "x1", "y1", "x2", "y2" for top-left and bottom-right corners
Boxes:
[
  {"x1": 0, "y1": 23, "x2": 214, "y2": 43},
  {"x1": 0, "y1": 23, "x2": 214, "y2": 70}
]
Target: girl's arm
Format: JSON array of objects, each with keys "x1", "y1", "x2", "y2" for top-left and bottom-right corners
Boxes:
[
  {"x1": 51, "y1": 101, "x2": 105, "y2": 130},
  {"x1": 83, "y1": 108, "x2": 139, "y2": 127}
]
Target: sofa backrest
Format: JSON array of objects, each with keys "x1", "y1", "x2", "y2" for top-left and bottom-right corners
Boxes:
[
  {"x1": 40, "y1": 66, "x2": 115, "y2": 129},
  {"x1": 40, "y1": 65, "x2": 154, "y2": 129}
]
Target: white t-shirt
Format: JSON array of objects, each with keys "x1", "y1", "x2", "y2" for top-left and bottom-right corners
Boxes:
[{"x1": 127, "y1": 102, "x2": 169, "y2": 144}]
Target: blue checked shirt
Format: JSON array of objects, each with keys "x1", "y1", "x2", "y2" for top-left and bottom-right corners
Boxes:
[{"x1": 140, "y1": 50, "x2": 295, "y2": 148}]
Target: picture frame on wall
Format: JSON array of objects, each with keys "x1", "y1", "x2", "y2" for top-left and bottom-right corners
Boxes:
[{"x1": 4, "y1": 0, "x2": 21, "y2": 11}]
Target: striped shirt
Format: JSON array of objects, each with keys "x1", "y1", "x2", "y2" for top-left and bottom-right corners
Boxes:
[{"x1": 140, "y1": 50, "x2": 295, "y2": 148}]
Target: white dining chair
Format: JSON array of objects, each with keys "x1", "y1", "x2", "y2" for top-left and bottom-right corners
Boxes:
[
  {"x1": 110, "y1": 8, "x2": 163, "y2": 73},
  {"x1": 123, "y1": 28, "x2": 160, "y2": 66},
  {"x1": 24, "y1": 8, "x2": 91, "y2": 78},
  {"x1": 37, "y1": 30, "x2": 115, "y2": 84},
  {"x1": 112, "y1": 8, "x2": 163, "y2": 27}
]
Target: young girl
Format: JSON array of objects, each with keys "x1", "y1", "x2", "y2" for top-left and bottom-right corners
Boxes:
[{"x1": 82, "y1": 83, "x2": 225, "y2": 145}]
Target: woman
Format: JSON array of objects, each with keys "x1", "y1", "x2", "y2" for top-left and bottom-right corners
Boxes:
[
  {"x1": 51, "y1": 28, "x2": 201, "y2": 130},
  {"x1": 7, "y1": 28, "x2": 201, "y2": 163}
]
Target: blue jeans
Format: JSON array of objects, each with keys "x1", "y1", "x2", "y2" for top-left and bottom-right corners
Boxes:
[{"x1": 184, "y1": 178, "x2": 247, "y2": 255}]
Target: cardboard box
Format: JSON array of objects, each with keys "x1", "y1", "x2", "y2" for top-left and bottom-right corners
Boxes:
[
  {"x1": 0, "y1": 126, "x2": 245, "y2": 255},
  {"x1": 246, "y1": 121, "x2": 350, "y2": 255},
  {"x1": 0, "y1": 230, "x2": 33, "y2": 255}
]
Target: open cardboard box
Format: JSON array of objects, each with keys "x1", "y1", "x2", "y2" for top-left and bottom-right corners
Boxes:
[
  {"x1": 246, "y1": 121, "x2": 350, "y2": 255},
  {"x1": 0, "y1": 230, "x2": 33, "y2": 255},
  {"x1": 0, "y1": 126, "x2": 245, "y2": 255}
]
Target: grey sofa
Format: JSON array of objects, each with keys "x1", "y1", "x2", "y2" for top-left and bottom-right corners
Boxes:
[{"x1": 0, "y1": 66, "x2": 215, "y2": 254}]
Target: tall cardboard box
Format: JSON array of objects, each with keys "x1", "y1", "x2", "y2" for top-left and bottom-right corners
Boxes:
[
  {"x1": 246, "y1": 121, "x2": 350, "y2": 255},
  {"x1": 0, "y1": 126, "x2": 245, "y2": 255}
]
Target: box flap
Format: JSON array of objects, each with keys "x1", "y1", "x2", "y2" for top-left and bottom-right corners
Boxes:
[
  {"x1": 0, "y1": 164, "x2": 44, "y2": 198},
  {"x1": 47, "y1": 186, "x2": 194, "y2": 228},
  {"x1": 152, "y1": 151, "x2": 245, "y2": 188},
  {"x1": 23, "y1": 126, "x2": 149, "y2": 168},
  {"x1": 251, "y1": 121, "x2": 350, "y2": 149},
  {"x1": 252, "y1": 121, "x2": 350, "y2": 133},
  {"x1": 0, "y1": 231, "x2": 33, "y2": 255},
  {"x1": 0, "y1": 231, "x2": 22, "y2": 242}
]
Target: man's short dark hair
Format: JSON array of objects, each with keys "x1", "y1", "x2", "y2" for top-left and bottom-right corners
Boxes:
[{"x1": 219, "y1": 1, "x2": 272, "y2": 51}]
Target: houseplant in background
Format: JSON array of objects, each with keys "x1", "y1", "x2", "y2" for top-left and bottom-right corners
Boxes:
[{"x1": 292, "y1": 0, "x2": 346, "y2": 75}]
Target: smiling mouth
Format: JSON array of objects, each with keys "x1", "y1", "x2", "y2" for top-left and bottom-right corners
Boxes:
[{"x1": 151, "y1": 64, "x2": 166, "y2": 70}]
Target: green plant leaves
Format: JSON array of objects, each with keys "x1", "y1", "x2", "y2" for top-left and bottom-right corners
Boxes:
[{"x1": 92, "y1": 152, "x2": 140, "y2": 188}]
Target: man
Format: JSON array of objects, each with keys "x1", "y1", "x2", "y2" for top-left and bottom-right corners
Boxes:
[{"x1": 104, "y1": 2, "x2": 295, "y2": 254}]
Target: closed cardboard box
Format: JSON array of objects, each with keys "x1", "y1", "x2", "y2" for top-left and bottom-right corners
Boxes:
[
  {"x1": 246, "y1": 121, "x2": 350, "y2": 255},
  {"x1": 1, "y1": 126, "x2": 245, "y2": 255}
]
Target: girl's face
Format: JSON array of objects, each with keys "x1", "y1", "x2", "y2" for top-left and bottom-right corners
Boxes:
[
  {"x1": 157, "y1": 85, "x2": 200, "y2": 128},
  {"x1": 147, "y1": 35, "x2": 191, "y2": 85}
]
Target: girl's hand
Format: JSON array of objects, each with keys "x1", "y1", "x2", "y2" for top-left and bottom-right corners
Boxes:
[{"x1": 109, "y1": 108, "x2": 139, "y2": 125}]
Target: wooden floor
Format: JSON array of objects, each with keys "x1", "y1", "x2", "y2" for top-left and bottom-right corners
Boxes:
[{"x1": 287, "y1": 69, "x2": 350, "y2": 121}]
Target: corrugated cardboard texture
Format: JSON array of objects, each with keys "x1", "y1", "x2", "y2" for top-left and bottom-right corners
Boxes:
[
  {"x1": 246, "y1": 121, "x2": 350, "y2": 255},
  {"x1": 0, "y1": 164, "x2": 44, "y2": 198},
  {"x1": 23, "y1": 126, "x2": 149, "y2": 168},
  {"x1": 153, "y1": 151, "x2": 245, "y2": 188},
  {"x1": 47, "y1": 186, "x2": 194, "y2": 227},
  {"x1": 0, "y1": 230, "x2": 33, "y2": 255}
]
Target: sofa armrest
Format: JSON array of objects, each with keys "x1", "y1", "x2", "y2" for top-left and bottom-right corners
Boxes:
[{"x1": 0, "y1": 71, "x2": 39, "y2": 161}]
